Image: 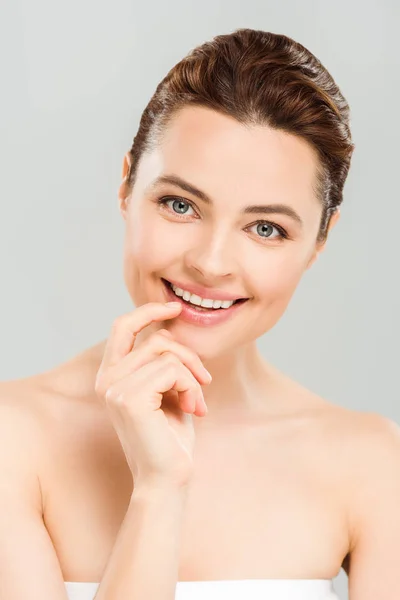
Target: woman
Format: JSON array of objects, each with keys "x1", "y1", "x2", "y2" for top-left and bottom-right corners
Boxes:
[{"x1": 1, "y1": 27, "x2": 399, "y2": 600}]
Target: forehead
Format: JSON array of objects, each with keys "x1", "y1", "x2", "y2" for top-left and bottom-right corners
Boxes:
[{"x1": 140, "y1": 105, "x2": 320, "y2": 211}]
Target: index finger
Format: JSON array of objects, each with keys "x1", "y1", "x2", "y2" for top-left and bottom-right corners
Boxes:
[{"x1": 100, "y1": 302, "x2": 182, "y2": 369}]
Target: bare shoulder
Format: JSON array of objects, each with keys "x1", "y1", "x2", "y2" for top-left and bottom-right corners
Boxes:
[
  {"x1": 0, "y1": 374, "x2": 68, "y2": 435},
  {"x1": 0, "y1": 376, "x2": 49, "y2": 432},
  {"x1": 0, "y1": 351, "x2": 107, "y2": 512},
  {"x1": 289, "y1": 375, "x2": 399, "y2": 446},
  {"x1": 0, "y1": 377, "x2": 49, "y2": 513},
  {"x1": 337, "y1": 407, "x2": 400, "y2": 510},
  {"x1": 287, "y1": 382, "x2": 399, "y2": 490},
  {"x1": 0, "y1": 374, "x2": 60, "y2": 445},
  {"x1": 315, "y1": 401, "x2": 400, "y2": 548},
  {"x1": 306, "y1": 396, "x2": 400, "y2": 470},
  {"x1": 326, "y1": 407, "x2": 400, "y2": 594},
  {"x1": 318, "y1": 401, "x2": 400, "y2": 457},
  {"x1": 0, "y1": 340, "x2": 106, "y2": 423},
  {"x1": 0, "y1": 341, "x2": 102, "y2": 470},
  {"x1": 0, "y1": 368, "x2": 102, "y2": 596}
]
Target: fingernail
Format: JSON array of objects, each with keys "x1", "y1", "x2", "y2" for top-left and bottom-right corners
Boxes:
[
  {"x1": 204, "y1": 370, "x2": 212, "y2": 382},
  {"x1": 165, "y1": 302, "x2": 181, "y2": 308}
]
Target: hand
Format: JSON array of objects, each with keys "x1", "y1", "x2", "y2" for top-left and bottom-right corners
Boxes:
[{"x1": 94, "y1": 302, "x2": 212, "y2": 489}]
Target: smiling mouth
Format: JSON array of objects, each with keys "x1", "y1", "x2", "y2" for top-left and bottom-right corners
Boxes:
[{"x1": 162, "y1": 278, "x2": 249, "y2": 309}]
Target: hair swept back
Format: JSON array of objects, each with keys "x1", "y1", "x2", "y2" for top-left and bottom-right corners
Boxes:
[{"x1": 126, "y1": 28, "x2": 355, "y2": 243}]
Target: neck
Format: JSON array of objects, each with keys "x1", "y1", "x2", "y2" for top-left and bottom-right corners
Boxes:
[{"x1": 200, "y1": 343, "x2": 278, "y2": 416}]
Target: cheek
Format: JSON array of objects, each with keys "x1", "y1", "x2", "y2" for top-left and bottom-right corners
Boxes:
[
  {"x1": 123, "y1": 208, "x2": 189, "y2": 273},
  {"x1": 249, "y1": 249, "x2": 307, "y2": 302},
  {"x1": 245, "y1": 255, "x2": 306, "y2": 336}
]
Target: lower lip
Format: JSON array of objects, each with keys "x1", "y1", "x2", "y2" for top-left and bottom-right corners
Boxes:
[{"x1": 161, "y1": 279, "x2": 249, "y2": 327}]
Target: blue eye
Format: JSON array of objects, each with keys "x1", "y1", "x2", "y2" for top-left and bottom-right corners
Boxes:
[
  {"x1": 249, "y1": 221, "x2": 288, "y2": 241},
  {"x1": 159, "y1": 197, "x2": 195, "y2": 216},
  {"x1": 156, "y1": 196, "x2": 289, "y2": 242}
]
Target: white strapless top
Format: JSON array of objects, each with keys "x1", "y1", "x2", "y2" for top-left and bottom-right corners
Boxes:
[{"x1": 65, "y1": 578, "x2": 339, "y2": 599}]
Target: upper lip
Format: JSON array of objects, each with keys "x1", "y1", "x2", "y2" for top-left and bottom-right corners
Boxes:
[{"x1": 164, "y1": 278, "x2": 249, "y2": 302}]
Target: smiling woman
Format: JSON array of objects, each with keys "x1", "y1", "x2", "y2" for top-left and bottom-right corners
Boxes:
[
  {"x1": 118, "y1": 89, "x2": 346, "y2": 360},
  {"x1": 1, "y1": 25, "x2": 400, "y2": 600}
]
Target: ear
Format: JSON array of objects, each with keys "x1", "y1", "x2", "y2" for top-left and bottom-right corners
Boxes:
[
  {"x1": 118, "y1": 152, "x2": 132, "y2": 219},
  {"x1": 306, "y1": 208, "x2": 341, "y2": 270}
]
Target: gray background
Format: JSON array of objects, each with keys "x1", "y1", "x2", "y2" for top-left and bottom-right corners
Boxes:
[{"x1": 1, "y1": 1, "x2": 399, "y2": 598}]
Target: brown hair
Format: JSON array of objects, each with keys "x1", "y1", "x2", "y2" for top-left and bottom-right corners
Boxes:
[{"x1": 126, "y1": 28, "x2": 355, "y2": 243}]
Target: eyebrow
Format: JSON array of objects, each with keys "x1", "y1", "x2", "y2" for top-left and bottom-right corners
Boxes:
[{"x1": 148, "y1": 174, "x2": 303, "y2": 228}]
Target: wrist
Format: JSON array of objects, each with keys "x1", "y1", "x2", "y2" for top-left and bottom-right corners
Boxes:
[{"x1": 132, "y1": 479, "x2": 191, "y2": 502}]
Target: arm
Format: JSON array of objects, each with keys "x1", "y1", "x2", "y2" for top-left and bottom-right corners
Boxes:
[
  {"x1": 0, "y1": 391, "x2": 189, "y2": 600},
  {"x1": 0, "y1": 396, "x2": 69, "y2": 599},
  {"x1": 347, "y1": 413, "x2": 400, "y2": 600},
  {"x1": 94, "y1": 482, "x2": 189, "y2": 600}
]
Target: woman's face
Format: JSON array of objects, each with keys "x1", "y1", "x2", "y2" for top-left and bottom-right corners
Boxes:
[{"x1": 119, "y1": 105, "x2": 339, "y2": 357}]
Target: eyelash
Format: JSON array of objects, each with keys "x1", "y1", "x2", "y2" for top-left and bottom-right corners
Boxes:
[{"x1": 155, "y1": 196, "x2": 290, "y2": 242}]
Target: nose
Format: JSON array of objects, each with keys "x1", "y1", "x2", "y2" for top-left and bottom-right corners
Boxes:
[{"x1": 184, "y1": 233, "x2": 236, "y2": 280}]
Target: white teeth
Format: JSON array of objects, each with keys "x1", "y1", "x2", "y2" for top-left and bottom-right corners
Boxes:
[{"x1": 170, "y1": 284, "x2": 235, "y2": 309}]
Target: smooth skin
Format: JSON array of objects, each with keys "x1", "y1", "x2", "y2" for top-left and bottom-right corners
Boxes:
[
  {"x1": 0, "y1": 106, "x2": 400, "y2": 599},
  {"x1": 95, "y1": 302, "x2": 209, "y2": 488}
]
